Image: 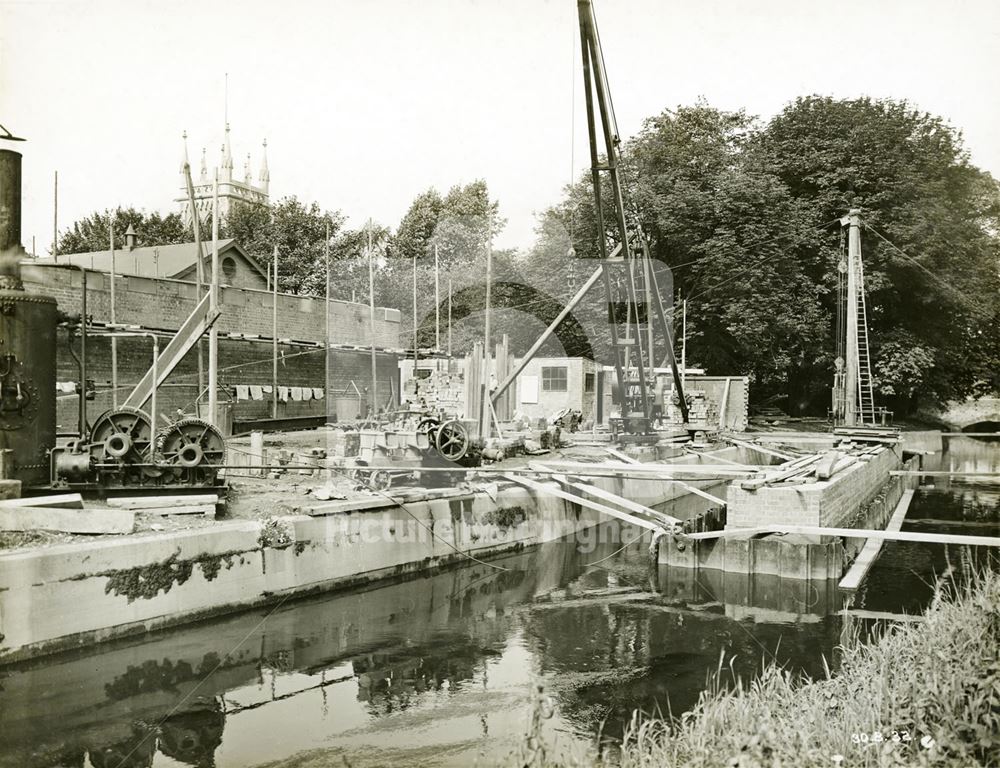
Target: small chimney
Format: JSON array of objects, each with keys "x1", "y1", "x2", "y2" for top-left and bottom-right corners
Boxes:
[{"x1": 124, "y1": 223, "x2": 137, "y2": 251}]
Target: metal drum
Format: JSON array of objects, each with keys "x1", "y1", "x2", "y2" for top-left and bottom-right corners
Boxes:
[{"x1": 0, "y1": 288, "x2": 58, "y2": 486}]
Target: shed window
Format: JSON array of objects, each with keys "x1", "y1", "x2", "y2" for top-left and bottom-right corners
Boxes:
[
  {"x1": 584, "y1": 372, "x2": 595, "y2": 393},
  {"x1": 541, "y1": 366, "x2": 568, "y2": 392},
  {"x1": 222, "y1": 256, "x2": 237, "y2": 281}
]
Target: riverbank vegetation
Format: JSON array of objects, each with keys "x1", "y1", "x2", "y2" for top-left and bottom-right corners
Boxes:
[{"x1": 517, "y1": 568, "x2": 1000, "y2": 767}]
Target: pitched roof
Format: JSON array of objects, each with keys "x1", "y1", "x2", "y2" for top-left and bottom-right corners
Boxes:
[{"x1": 37, "y1": 239, "x2": 268, "y2": 282}]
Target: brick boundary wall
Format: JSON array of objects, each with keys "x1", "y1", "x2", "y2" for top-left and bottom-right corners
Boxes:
[
  {"x1": 56, "y1": 331, "x2": 400, "y2": 432},
  {"x1": 21, "y1": 264, "x2": 401, "y2": 348},
  {"x1": 21, "y1": 265, "x2": 405, "y2": 431}
]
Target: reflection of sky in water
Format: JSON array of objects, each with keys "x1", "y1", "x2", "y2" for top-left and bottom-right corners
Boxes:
[{"x1": 1, "y1": 435, "x2": 996, "y2": 768}]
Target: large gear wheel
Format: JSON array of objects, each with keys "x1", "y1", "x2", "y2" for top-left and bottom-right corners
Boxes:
[
  {"x1": 89, "y1": 406, "x2": 153, "y2": 464},
  {"x1": 157, "y1": 417, "x2": 226, "y2": 486}
]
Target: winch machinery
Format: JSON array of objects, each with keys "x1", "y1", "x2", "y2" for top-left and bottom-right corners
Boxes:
[{"x1": 52, "y1": 407, "x2": 225, "y2": 488}]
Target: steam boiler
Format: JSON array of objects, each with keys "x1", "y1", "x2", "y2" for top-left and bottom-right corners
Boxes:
[{"x1": 0, "y1": 148, "x2": 58, "y2": 487}]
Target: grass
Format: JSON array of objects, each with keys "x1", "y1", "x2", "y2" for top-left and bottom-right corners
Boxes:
[{"x1": 513, "y1": 568, "x2": 1000, "y2": 767}]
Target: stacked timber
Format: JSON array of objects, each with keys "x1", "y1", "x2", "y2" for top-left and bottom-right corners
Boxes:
[{"x1": 106, "y1": 494, "x2": 218, "y2": 519}]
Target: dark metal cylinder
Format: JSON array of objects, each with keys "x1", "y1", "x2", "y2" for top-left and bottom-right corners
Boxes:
[
  {"x1": 0, "y1": 291, "x2": 58, "y2": 486},
  {"x1": 0, "y1": 149, "x2": 22, "y2": 254}
]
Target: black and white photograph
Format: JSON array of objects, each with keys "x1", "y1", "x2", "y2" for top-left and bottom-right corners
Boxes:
[{"x1": 0, "y1": 1, "x2": 998, "y2": 766}]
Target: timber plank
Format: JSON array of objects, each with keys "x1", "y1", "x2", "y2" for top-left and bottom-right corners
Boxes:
[
  {"x1": 137, "y1": 504, "x2": 216, "y2": 517},
  {"x1": 106, "y1": 494, "x2": 219, "y2": 510},
  {"x1": 0, "y1": 493, "x2": 84, "y2": 509}
]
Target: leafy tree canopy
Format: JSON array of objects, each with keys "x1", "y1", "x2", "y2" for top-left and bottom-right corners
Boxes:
[
  {"x1": 531, "y1": 97, "x2": 1000, "y2": 411},
  {"x1": 392, "y1": 179, "x2": 505, "y2": 264},
  {"x1": 222, "y1": 196, "x2": 345, "y2": 296},
  {"x1": 55, "y1": 207, "x2": 188, "y2": 254}
]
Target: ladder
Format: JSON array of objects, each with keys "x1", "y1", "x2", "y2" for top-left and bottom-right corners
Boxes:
[
  {"x1": 855, "y1": 256, "x2": 876, "y2": 425},
  {"x1": 608, "y1": 251, "x2": 654, "y2": 431}
]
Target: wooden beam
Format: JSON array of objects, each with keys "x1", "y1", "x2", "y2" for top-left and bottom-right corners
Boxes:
[
  {"x1": 532, "y1": 459, "x2": 756, "y2": 477},
  {"x1": 740, "y1": 455, "x2": 822, "y2": 490},
  {"x1": 890, "y1": 471, "x2": 1000, "y2": 478},
  {"x1": 1, "y1": 493, "x2": 83, "y2": 510},
  {"x1": 0, "y1": 506, "x2": 135, "y2": 535},
  {"x1": 605, "y1": 447, "x2": 639, "y2": 464},
  {"x1": 840, "y1": 489, "x2": 914, "y2": 590},
  {"x1": 683, "y1": 447, "x2": 754, "y2": 469},
  {"x1": 669, "y1": 479, "x2": 727, "y2": 507},
  {"x1": 685, "y1": 523, "x2": 1000, "y2": 548},
  {"x1": 106, "y1": 494, "x2": 219, "y2": 510},
  {"x1": 723, "y1": 436, "x2": 795, "y2": 461},
  {"x1": 139, "y1": 504, "x2": 216, "y2": 517},
  {"x1": 839, "y1": 608, "x2": 924, "y2": 623},
  {"x1": 502, "y1": 473, "x2": 665, "y2": 532},
  {"x1": 561, "y1": 479, "x2": 680, "y2": 526}
]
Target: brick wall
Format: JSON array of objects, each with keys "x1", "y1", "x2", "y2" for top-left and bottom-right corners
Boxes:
[
  {"x1": 726, "y1": 445, "x2": 903, "y2": 530},
  {"x1": 22, "y1": 264, "x2": 401, "y2": 348},
  {"x1": 57, "y1": 331, "x2": 400, "y2": 432}
]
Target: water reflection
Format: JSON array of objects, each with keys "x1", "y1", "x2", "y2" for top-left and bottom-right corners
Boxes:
[{"x1": 1, "y1": 434, "x2": 996, "y2": 768}]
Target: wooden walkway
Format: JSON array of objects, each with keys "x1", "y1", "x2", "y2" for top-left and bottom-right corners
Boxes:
[
  {"x1": 684, "y1": 524, "x2": 1000, "y2": 548},
  {"x1": 839, "y1": 489, "x2": 914, "y2": 590}
]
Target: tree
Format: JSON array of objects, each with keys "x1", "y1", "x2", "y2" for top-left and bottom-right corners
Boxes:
[
  {"x1": 754, "y1": 96, "x2": 1000, "y2": 407},
  {"x1": 223, "y1": 197, "x2": 345, "y2": 296},
  {"x1": 392, "y1": 180, "x2": 505, "y2": 263},
  {"x1": 56, "y1": 207, "x2": 189, "y2": 254},
  {"x1": 528, "y1": 97, "x2": 1000, "y2": 412}
]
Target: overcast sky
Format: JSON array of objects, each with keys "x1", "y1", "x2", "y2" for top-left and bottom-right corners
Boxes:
[{"x1": 2, "y1": 0, "x2": 999, "y2": 255}]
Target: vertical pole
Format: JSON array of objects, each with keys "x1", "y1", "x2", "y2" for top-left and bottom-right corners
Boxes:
[
  {"x1": 183, "y1": 163, "x2": 206, "y2": 399},
  {"x1": 844, "y1": 209, "x2": 861, "y2": 426},
  {"x1": 272, "y1": 246, "x2": 279, "y2": 419},
  {"x1": 79, "y1": 268, "x2": 87, "y2": 435},
  {"x1": 150, "y1": 335, "x2": 158, "y2": 435},
  {"x1": 447, "y1": 278, "x2": 453, "y2": 359},
  {"x1": 110, "y1": 220, "x2": 118, "y2": 407},
  {"x1": 325, "y1": 222, "x2": 331, "y2": 423},
  {"x1": 412, "y1": 253, "x2": 418, "y2": 368},
  {"x1": 434, "y1": 242, "x2": 440, "y2": 350},
  {"x1": 209, "y1": 172, "x2": 220, "y2": 427},
  {"x1": 480, "y1": 229, "x2": 493, "y2": 439},
  {"x1": 644, "y1": 255, "x2": 654, "y2": 377},
  {"x1": 52, "y1": 170, "x2": 58, "y2": 262},
  {"x1": 367, "y1": 221, "x2": 378, "y2": 416},
  {"x1": 681, "y1": 298, "x2": 686, "y2": 387},
  {"x1": 31, "y1": 235, "x2": 35, "y2": 259}
]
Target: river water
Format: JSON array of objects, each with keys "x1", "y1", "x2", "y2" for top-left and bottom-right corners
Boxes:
[{"x1": 0, "y1": 434, "x2": 996, "y2": 768}]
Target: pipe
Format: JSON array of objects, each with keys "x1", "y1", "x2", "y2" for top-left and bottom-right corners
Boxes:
[{"x1": 50, "y1": 263, "x2": 88, "y2": 436}]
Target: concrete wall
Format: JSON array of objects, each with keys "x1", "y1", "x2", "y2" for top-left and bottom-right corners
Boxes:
[
  {"x1": 725, "y1": 445, "x2": 903, "y2": 530},
  {"x1": 0, "y1": 472, "x2": 718, "y2": 664}
]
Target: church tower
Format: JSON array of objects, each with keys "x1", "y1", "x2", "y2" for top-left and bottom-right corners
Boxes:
[{"x1": 176, "y1": 124, "x2": 269, "y2": 227}]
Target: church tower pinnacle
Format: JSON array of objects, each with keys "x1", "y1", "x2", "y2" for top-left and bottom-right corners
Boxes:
[
  {"x1": 180, "y1": 130, "x2": 189, "y2": 175},
  {"x1": 259, "y1": 138, "x2": 270, "y2": 194},
  {"x1": 221, "y1": 122, "x2": 234, "y2": 182},
  {"x1": 176, "y1": 119, "x2": 269, "y2": 227}
]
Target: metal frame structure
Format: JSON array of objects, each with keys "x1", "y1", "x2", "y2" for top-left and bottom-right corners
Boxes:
[{"x1": 576, "y1": 0, "x2": 688, "y2": 433}]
